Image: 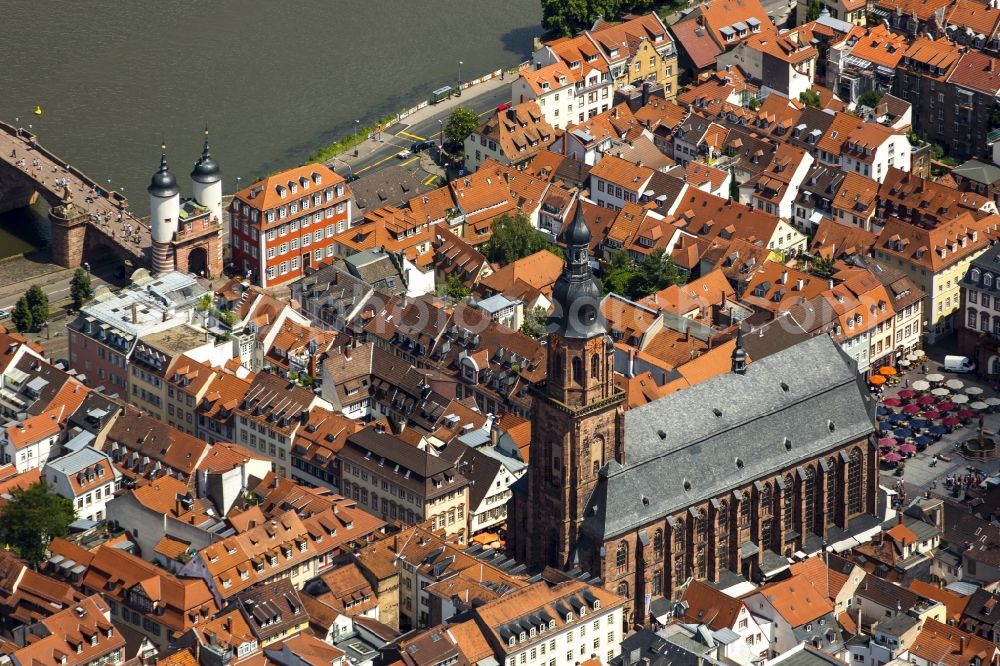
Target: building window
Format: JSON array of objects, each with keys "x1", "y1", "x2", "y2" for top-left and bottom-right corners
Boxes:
[
  {"x1": 591, "y1": 353, "x2": 601, "y2": 379},
  {"x1": 803, "y1": 467, "x2": 816, "y2": 534},
  {"x1": 848, "y1": 449, "x2": 863, "y2": 515},
  {"x1": 572, "y1": 356, "x2": 583, "y2": 384},
  {"x1": 653, "y1": 529, "x2": 663, "y2": 560},
  {"x1": 617, "y1": 581, "x2": 629, "y2": 599},
  {"x1": 615, "y1": 540, "x2": 628, "y2": 573}
]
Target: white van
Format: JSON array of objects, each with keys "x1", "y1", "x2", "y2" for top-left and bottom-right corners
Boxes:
[{"x1": 943, "y1": 355, "x2": 976, "y2": 373}]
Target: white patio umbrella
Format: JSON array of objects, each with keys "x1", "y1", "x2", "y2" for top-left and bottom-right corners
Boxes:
[
  {"x1": 987, "y1": 397, "x2": 1000, "y2": 407},
  {"x1": 952, "y1": 393, "x2": 970, "y2": 404},
  {"x1": 912, "y1": 380, "x2": 931, "y2": 391},
  {"x1": 966, "y1": 386, "x2": 984, "y2": 396},
  {"x1": 914, "y1": 349, "x2": 925, "y2": 357},
  {"x1": 946, "y1": 379, "x2": 964, "y2": 390},
  {"x1": 970, "y1": 401, "x2": 989, "y2": 410},
  {"x1": 906, "y1": 353, "x2": 918, "y2": 362},
  {"x1": 899, "y1": 359, "x2": 911, "y2": 368},
  {"x1": 931, "y1": 387, "x2": 950, "y2": 397},
  {"x1": 927, "y1": 373, "x2": 945, "y2": 383}
]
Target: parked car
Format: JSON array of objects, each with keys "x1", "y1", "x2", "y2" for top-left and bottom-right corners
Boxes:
[
  {"x1": 497, "y1": 102, "x2": 510, "y2": 111},
  {"x1": 0, "y1": 308, "x2": 8, "y2": 320},
  {"x1": 943, "y1": 355, "x2": 976, "y2": 373},
  {"x1": 396, "y1": 149, "x2": 412, "y2": 159},
  {"x1": 411, "y1": 140, "x2": 435, "y2": 153}
]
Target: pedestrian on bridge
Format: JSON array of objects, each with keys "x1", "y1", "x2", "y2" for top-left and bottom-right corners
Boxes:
[{"x1": 10, "y1": 149, "x2": 15, "y2": 159}]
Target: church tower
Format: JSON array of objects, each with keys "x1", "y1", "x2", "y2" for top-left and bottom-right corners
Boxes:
[{"x1": 515, "y1": 203, "x2": 625, "y2": 571}]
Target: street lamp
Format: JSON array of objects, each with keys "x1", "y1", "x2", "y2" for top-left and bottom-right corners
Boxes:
[
  {"x1": 458, "y1": 61, "x2": 463, "y2": 97},
  {"x1": 83, "y1": 262, "x2": 90, "y2": 273},
  {"x1": 235, "y1": 176, "x2": 242, "y2": 193},
  {"x1": 354, "y1": 119, "x2": 361, "y2": 157},
  {"x1": 438, "y1": 119, "x2": 444, "y2": 148}
]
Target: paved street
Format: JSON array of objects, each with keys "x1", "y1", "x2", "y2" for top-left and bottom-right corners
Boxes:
[
  {"x1": 876, "y1": 341, "x2": 1000, "y2": 506},
  {"x1": 326, "y1": 75, "x2": 513, "y2": 182}
]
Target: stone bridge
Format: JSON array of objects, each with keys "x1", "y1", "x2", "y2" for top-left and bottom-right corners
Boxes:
[{"x1": 0, "y1": 120, "x2": 151, "y2": 270}]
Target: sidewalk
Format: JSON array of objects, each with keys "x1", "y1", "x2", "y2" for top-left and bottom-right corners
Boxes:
[{"x1": 329, "y1": 72, "x2": 514, "y2": 172}]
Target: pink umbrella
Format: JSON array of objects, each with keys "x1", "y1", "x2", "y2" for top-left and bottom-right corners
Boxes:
[
  {"x1": 883, "y1": 397, "x2": 903, "y2": 407},
  {"x1": 898, "y1": 443, "x2": 917, "y2": 454},
  {"x1": 902, "y1": 404, "x2": 921, "y2": 414},
  {"x1": 898, "y1": 389, "x2": 917, "y2": 399},
  {"x1": 957, "y1": 409, "x2": 975, "y2": 419},
  {"x1": 922, "y1": 410, "x2": 941, "y2": 419},
  {"x1": 916, "y1": 396, "x2": 937, "y2": 406},
  {"x1": 883, "y1": 451, "x2": 903, "y2": 462},
  {"x1": 879, "y1": 437, "x2": 897, "y2": 447},
  {"x1": 942, "y1": 416, "x2": 961, "y2": 427},
  {"x1": 938, "y1": 401, "x2": 955, "y2": 412}
]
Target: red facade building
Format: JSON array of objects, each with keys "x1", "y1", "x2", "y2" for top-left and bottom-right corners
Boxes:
[{"x1": 230, "y1": 163, "x2": 353, "y2": 288}]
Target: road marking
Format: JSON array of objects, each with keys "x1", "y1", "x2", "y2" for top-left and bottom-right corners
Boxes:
[
  {"x1": 354, "y1": 144, "x2": 413, "y2": 175},
  {"x1": 399, "y1": 131, "x2": 425, "y2": 140},
  {"x1": 423, "y1": 174, "x2": 439, "y2": 186},
  {"x1": 478, "y1": 108, "x2": 496, "y2": 117},
  {"x1": 400, "y1": 156, "x2": 420, "y2": 167}
]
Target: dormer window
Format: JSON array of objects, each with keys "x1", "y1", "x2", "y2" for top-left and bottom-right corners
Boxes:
[
  {"x1": 972, "y1": 269, "x2": 981, "y2": 282},
  {"x1": 986, "y1": 274, "x2": 994, "y2": 287},
  {"x1": 520, "y1": 631, "x2": 526, "y2": 642},
  {"x1": 509, "y1": 637, "x2": 516, "y2": 647},
  {"x1": 593, "y1": 600, "x2": 601, "y2": 610},
  {"x1": 290, "y1": 183, "x2": 298, "y2": 194},
  {"x1": 566, "y1": 612, "x2": 573, "y2": 622}
]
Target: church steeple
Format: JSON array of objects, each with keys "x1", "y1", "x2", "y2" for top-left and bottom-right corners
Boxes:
[
  {"x1": 732, "y1": 327, "x2": 747, "y2": 375},
  {"x1": 551, "y1": 203, "x2": 605, "y2": 340}
]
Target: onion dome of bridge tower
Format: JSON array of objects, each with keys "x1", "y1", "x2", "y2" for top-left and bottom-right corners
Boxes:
[
  {"x1": 190, "y1": 128, "x2": 221, "y2": 184},
  {"x1": 148, "y1": 145, "x2": 180, "y2": 198},
  {"x1": 550, "y1": 201, "x2": 605, "y2": 340}
]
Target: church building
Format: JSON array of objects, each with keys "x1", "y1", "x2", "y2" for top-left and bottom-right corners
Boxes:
[{"x1": 508, "y1": 204, "x2": 880, "y2": 625}]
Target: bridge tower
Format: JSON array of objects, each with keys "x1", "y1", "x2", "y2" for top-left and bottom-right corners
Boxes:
[
  {"x1": 191, "y1": 128, "x2": 223, "y2": 225},
  {"x1": 148, "y1": 145, "x2": 180, "y2": 274},
  {"x1": 48, "y1": 186, "x2": 89, "y2": 268}
]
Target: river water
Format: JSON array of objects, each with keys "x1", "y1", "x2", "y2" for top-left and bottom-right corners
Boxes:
[{"x1": 0, "y1": 0, "x2": 541, "y2": 256}]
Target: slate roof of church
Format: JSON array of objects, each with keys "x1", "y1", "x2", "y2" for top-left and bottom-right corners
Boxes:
[{"x1": 581, "y1": 334, "x2": 875, "y2": 540}]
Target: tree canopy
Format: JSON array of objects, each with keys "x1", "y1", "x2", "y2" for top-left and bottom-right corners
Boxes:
[
  {"x1": 857, "y1": 90, "x2": 884, "y2": 109},
  {"x1": 484, "y1": 213, "x2": 564, "y2": 265},
  {"x1": 806, "y1": 0, "x2": 821, "y2": 21},
  {"x1": 799, "y1": 89, "x2": 821, "y2": 108},
  {"x1": 25, "y1": 285, "x2": 48, "y2": 328},
  {"x1": 0, "y1": 482, "x2": 75, "y2": 568},
  {"x1": 11, "y1": 297, "x2": 31, "y2": 333},
  {"x1": 519, "y1": 306, "x2": 550, "y2": 339},
  {"x1": 541, "y1": 0, "x2": 655, "y2": 37},
  {"x1": 601, "y1": 248, "x2": 687, "y2": 300},
  {"x1": 445, "y1": 107, "x2": 481, "y2": 146},
  {"x1": 443, "y1": 273, "x2": 471, "y2": 299},
  {"x1": 70, "y1": 268, "x2": 93, "y2": 310}
]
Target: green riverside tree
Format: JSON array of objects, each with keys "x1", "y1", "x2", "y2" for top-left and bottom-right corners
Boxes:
[
  {"x1": 25, "y1": 285, "x2": 48, "y2": 328},
  {"x1": 70, "y1": 268, "x2": 93, "y2": 310},
  {"x1": 11, "y1": 297, "x2": 32, "y2": 333},
  {"x1": 445, "y1": 107, "x2": 481, "y2": 146},
  {"x1": 0, "y1": 481, "x2": 75, "y2": 568}
]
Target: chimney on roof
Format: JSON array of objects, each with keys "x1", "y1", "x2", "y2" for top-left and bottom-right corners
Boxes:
[
  {"x1": 132, "y1": 303, "x2": 138, "y2": 324},
  {"x1": 162, "y1": 311, "x2": 168, "y2": 323},
  {"x1": 959, "y1": 636, "x2": 966, "y2": 654},
  {"x1": 344, "y1": 345, "x2": 352, "y2": 361}
]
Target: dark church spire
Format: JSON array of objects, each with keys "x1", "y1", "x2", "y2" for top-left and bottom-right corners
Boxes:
[
  {"x1": 550, "y1": 202, "x2": 605, "y2": 339},
  {"x1": 732, "y1": 327, "x2": 747, "y2": 375}
]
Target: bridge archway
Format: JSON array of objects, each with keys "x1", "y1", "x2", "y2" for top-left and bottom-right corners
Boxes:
[{"x1": 186, "y1": 246, "x2": 208, "y2": 277}]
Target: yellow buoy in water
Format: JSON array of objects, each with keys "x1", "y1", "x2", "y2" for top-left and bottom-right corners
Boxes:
[{"x1": 34, "y1": 106, "x2": 42, "y2": 117}]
